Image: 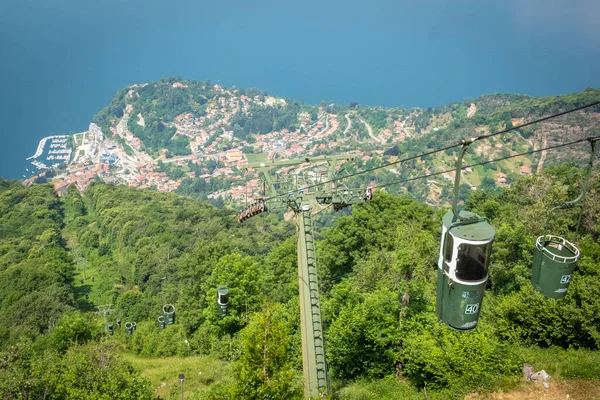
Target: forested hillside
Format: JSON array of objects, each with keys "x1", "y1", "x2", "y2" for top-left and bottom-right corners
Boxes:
[
  {"x1": 2, "y1": 160, "x2": 600, "y2": 398},
  {"x1": 0, "y1": 180, "x2": 154, "y2": 399},
  {"x1": 87, "y1": 78, "x2": 600, "y2": 208}
]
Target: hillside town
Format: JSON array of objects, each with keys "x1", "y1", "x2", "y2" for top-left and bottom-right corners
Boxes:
[
  {"x1": 28, "y1": 81, "x2": 560, "y2": 206},
  {"x1": 44, "y1": 82, "x2": 404, "y2": 203}
]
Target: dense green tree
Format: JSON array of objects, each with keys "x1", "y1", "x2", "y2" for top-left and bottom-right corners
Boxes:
[
  {"x1": 318, "y1": 193, "x2": 437, "y2": 289},
  {"x1": 400, "y1": 321, "x2": 520, "y2": 390},
  {"x1": 263, "y1": 237, "x2": 298, "y2": 303},
  {"x1": 46, "y1": 311, "x2": 101, "y2": 352},
  {"x1": 383, "y1": 145, "x2": 400, "y2": 156},
  {"x1": 480, "y1": 176, "x2": 497, "y2": 191},
  {"x1": 203, "y1": 253, "x2": 266, "y2": 336},
  {"x1": 228, "y1": 305, "x2": 302, "y2": 399},
  {"x1": 0, "y1": 342, "x2": 153, "y2": 399},
  {"x1": 0, "y1": 184, "x2": 75, "y2": 346},
  {"x1": 326, "y1": 288, "x2": 402, "y2": 380}
]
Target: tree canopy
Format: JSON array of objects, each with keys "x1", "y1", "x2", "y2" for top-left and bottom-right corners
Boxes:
[{"x1": 2, "y1": 163, "x2": 600, "y2": 397}]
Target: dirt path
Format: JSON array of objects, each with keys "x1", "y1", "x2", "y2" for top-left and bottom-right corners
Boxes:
[
  {"x1": 314, "y1": 114, "x2": 330, "y2": 138},
  {"x1": 159, "y1": 154, "x2": 196, "y2": 163},
  {"x1": 116, "y1": 115, "x2": 129, "y2": 138},
  {"x1": 359, "y1": 117, "x2": 384, "y2": 143},
  {"x1": 537, "y1": 128, "x2": 548, "y2": 172},
  {"x1": 343, "y1": 114, "x2": 352, "y2": 135},
  {"x1": 466, "y1": 379, "x2": 600, "y2": 400},
  {"x1": 115, "y1": 114, "x2": 153, "y2": 164}
]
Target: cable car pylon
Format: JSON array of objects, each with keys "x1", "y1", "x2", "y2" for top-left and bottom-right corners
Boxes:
[
  {"x1": 436, "y1": 138, "x2": 496, "y2": 330},
  {"x1": 240, "y1": 155, "x2": 372, "y2": 399}
]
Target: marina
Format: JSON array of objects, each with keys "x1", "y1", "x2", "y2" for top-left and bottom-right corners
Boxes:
[
  {"x1": 31, "y1": 160, "x2": 48, "y2": 169},
  {"x1": 26, "y1": 135, "x2": 72, "y2": 170}
]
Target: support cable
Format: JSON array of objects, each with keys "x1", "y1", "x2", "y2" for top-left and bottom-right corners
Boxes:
[{"x1": 373, "y1": 135, "x2": 600, "y2": 190}]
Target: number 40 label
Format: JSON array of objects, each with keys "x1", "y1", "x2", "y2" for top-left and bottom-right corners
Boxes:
[{"x1": 465, "y1": 303, "x2": 479, "y2": 314}]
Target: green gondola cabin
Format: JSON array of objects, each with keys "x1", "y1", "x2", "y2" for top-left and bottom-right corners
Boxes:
[
  {"x1": 217, "y1": 286, "x2": 229, "y2": 317},
  {"x1": 531, "y1": 235, "x2": 580, "y2": 298},
  {"x1": 436, "y1": 210, "x2": 495, "y2": 330},
  {"x1": 125, "y1": 322, "x2": 136, "y2": 336},
  {"x1": 163, "y1": 304, "x2": 175, "y2": 325}
]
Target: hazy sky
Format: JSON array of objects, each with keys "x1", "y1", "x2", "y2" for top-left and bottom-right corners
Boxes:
[{"x1": 0, "y1": 0, "x2": 599, "y2": 177}]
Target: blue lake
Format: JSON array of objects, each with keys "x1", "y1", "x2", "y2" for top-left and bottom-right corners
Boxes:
[{"x1": 1, "y1": 0, "x2": 599, "y2": 179}]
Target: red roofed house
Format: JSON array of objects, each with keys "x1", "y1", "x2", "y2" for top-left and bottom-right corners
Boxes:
[
  {"x1": 132, "y1": 137, "x2": 142, "y2": 150},
  {"x1": 520, "y1": 165, "x2": 532, "y2": 175},
  {"x1": 496, "y1": 173, "x2": 507, "y2": 184},
  {"x1": 53, "y1": 180, "x2": 70, "y2": 196}
]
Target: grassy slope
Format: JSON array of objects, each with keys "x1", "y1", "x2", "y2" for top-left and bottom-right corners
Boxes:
[
  {"x1": 335, "y1": 347, "x2": 600, "y2": 400},
  {"x1": 246, "y1": 152, "x2": 268, "y2": 163},
  {"x1": 122, "y1": 353, "x2": 231, "y2": 399},
  {"x1": 122, "y1": 347, "x2": 600, "y2": 399}
]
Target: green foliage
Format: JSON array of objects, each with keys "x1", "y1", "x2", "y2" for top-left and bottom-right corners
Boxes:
[
  {"x1": 129, "y1": 321, "x2": 190, "y2": 357},
  {"x1": 383, "y1": 145, "x2": 399, "y2": 156},
  {"x1": 227, "y1": 304, "x2": 302, "y2": 400},
  {"x1": 0, "y1": 342, "x2": 153, "y2": 399},
  {"x1": 470, "y1": 93, "x2": 532, "y2": 115},
  {"x1": 494, "y1": 283, "x2": 600, "y2": 349},
  {"x1": 480, "y1": 176, "x2": 496, "y2": 191},
  {"x1": 115, "y1": 290, "x2": 155, "y2": 322},
  {"x1": 231, "y1": 101, "x2": 302, "y2": 138},
  {"x1": 518, "y1": 346, "x2": 600, "y2": 379},
  {"x1": 93, "y1": 87, "x2": 129, "y2": 128},
  {"x1": 46, "y1": 311, "x2": 101, "y2": 352},
  {"x1": 50, "y1": 342, "x2": 154, "y2": 399},
  {"x1": 336, "y1": 376, "x2": 430, "y2": 400},
  {"x1": 2, "y1": 157, "x2": 600, "y2": 397},
  {"x1": 358, "y1": 108, "x2": 389, "y2": 131},
  {"x1": 326, "y1": 288, "x2": 401, "y2": 380},
  {"x1": 318, "y1": 192, "x2": 438, "y2": 288},
  {"x1": 487, "y1": 220, "x2": 534, "y2": 293},
  {"x1": 128, "y1": 115, "x2": 177, "y2": 155},
  {"x1": 203, "y1": 253, "x2": 266, "y2": 336},
  {"x1": 0, "y1": 183, "x2": 75, "y2": 346},
  {"x1": 61, "y1": 185, "x2": 86, "y2": 224},
  {"x1": 400, "y1": 321, "x2": 521, "y2": 391},
  {"x1": 263, "y1": 237, "x2": 298, "y2": 303}
]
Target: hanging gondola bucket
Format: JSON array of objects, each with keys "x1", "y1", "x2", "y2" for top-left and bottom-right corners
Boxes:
[
  {"x1": 125, "y1": 322, "x2": 134, "y2": 336},
  {"x1": 217, "y1": 286, "x2": 229, "y2": 318},
  {"x1": 531, "y1": 235, "x2": 580, "y2": 298},
  {"x1": 163, "y1": 304, "x2": 175, "y2": 325}
]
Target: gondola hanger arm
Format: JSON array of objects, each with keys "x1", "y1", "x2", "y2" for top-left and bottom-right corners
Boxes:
[
  {"x1": 542, "y1": 137, "x2": 599, "y2": 238},
  {"x1": 451, "y1": 138, "x2": 479, "y2": 223}
]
